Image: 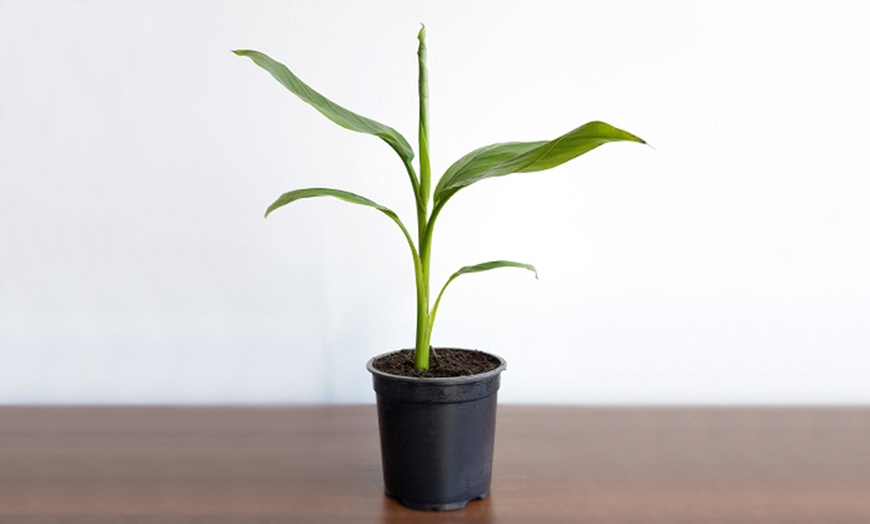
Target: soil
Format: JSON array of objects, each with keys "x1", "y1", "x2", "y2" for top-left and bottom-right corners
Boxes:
[{"x1": 371, "y1": 348, "x2": 501, "y2": 378}]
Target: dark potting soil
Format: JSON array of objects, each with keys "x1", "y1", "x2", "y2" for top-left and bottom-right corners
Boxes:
[{"x1": 371, "y1": 348, "x2": 501, "y2": 378}]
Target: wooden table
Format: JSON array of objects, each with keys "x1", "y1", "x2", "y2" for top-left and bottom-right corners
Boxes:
[{"x1": 2, "y1": 406, "x2": 869, "y2": 523}]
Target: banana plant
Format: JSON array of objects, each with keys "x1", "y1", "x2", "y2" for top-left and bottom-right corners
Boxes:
[{"x1": 234, "y1": 27, "x2": 645, "y2": 370}]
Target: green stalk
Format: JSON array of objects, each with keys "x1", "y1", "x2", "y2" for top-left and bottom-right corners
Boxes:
[
  {"x1": 413, "y1": 248, "x2": 430, "y2": 370},
  {"x1": 414, "y1": 25, "x2": 432, "y2": 370}
]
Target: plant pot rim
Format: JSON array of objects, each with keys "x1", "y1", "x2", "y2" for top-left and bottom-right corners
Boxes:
[{"x1": 366, "y1": 349, "x2": 507, "y2": 386}]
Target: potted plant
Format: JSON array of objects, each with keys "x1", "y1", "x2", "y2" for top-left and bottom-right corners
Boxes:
[{"x1": 234, "y1": 26, "x2": 644, "y2": 511}]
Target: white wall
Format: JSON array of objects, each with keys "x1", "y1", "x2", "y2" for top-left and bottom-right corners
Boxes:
[{"x1": 2, "y1": 1, "x2": 868, "y2": 404}]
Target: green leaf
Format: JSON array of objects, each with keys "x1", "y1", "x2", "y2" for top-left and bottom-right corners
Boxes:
[
  {"x1": 434, "y1": 121, "x2": 645, "y2": 208},
  {"x1": 233, "y1": 49, "x2": 416, "y2": 167},
  {"x1": 265, "y1": 187, "x2": 418, "y2": 261},
  {"x1": 428, "y1": 260, "x2": 538, "y2": 333},
  {"x1": 446, "y1": 260, "x2": 538, "y2": 281}
]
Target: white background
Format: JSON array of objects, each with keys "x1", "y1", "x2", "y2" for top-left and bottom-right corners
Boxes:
[{"x1": 2, "y1": 1, "x2": 868, "y2": 404}]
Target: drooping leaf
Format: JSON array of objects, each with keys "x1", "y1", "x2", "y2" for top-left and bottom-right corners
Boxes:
[
  {"x1": 434, "y1": 121, "x2": 644, "y2": 208},
  {"x1": 428, "y1": 260, "x2": 538, "y2": 330},
  {"x1": 265, "y1": 187, "x2": 418, "y2": 260},
  {"x1": 234, "y1": 49, "x2": 416, "y2": 168}
]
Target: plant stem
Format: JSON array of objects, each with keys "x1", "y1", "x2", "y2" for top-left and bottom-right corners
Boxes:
[
  {"x1": 414, "y1": 25, "x2": 432, "y2": 370},
  {"x1": 414, "y1": 252, "x2": 430, "y2": 369},
  {"x1": 413, "y1": 249, "x2": 430, "y2": 369}
]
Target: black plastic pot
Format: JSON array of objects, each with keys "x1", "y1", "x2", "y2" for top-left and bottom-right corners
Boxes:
[{"x1": 366, "y1": 350, "x2": 507, "y2": 511}]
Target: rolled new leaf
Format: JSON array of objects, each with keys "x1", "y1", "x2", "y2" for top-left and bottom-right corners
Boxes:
[
  {"x1": 434, "y1": 121, "x2": 645, "y2": 209},
  {"x1": 416, "y1": 25, "x2": 431, "y2": 214}
]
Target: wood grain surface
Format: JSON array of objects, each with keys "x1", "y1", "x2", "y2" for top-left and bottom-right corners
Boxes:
[{"x1": 1, "y1": 405, "x2": 869, "y2": 523}]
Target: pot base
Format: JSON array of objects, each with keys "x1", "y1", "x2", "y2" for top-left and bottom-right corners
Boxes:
[{"x1": 393, "y1": 491, "x2": 488, "y2": 511}]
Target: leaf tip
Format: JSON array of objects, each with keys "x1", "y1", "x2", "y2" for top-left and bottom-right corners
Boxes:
[
  {"x1": 418, "y1": 23, "x2": 426, "y2": 41},
  {"x1": 623, "y1": 128, "x2": 647, "y2": 145}
]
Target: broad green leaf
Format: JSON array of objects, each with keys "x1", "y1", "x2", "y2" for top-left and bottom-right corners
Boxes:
[
  {"x1": 265, "y1": 187, "x2": 418, "y2": 260},
  {"x1": 434, "y1": 141, "x2": 544, "y2": 205},
  {"x1": 434, "y1": 121, "x2": 644, "y2": 208},
  {"x1": 234, "y1": 49, "x2": 416, "y2": 168},
  {"x1": 428, "y1": 260, "x2": 538, "y2": 330}
]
